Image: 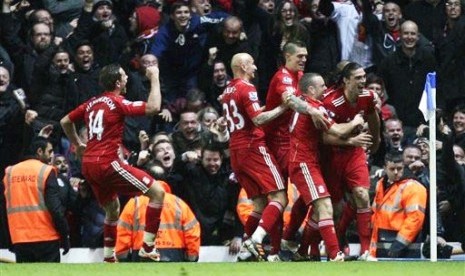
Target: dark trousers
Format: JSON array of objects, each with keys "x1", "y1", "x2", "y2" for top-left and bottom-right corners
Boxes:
[{"x1": 14, "y1": 240, "x2": 60, "y2": 263}]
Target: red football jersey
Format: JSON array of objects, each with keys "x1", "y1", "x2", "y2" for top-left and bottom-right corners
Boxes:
[
  {"x1": 263, "y1": 67, "x2": 303, "y2": 139},
  {"x1": 68, "y1": 92, "x2": 146, "y2": 162},
  {"x1": 222, "y1": 78, "x2": 265, "y2": 150},
  {"x1": 322, "y1": 87, "x2": 376, "y2": 124},
  {"x1": 289, "y1": 96, "x2": 333, "y2": 163}
]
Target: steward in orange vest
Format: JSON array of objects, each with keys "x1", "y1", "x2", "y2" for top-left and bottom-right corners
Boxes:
[
  {"x1": 3, "y1": 137, "x2": 70, "y2": 262},
  {"x1": 116, "y1": 181, "x2": 200, "y2": 262},
  {"x1": 369, "y1": 152, "x2": 427, "y2": 258}
]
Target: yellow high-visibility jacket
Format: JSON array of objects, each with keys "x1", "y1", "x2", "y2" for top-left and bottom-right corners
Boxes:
[{"x1": 116, "y1": 192, "x2": 200, "y2": 262}]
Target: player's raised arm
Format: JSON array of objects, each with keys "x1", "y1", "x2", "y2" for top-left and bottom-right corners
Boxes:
[{"x1": 144, "y1": 65, "x2": 162, "y2": 115}]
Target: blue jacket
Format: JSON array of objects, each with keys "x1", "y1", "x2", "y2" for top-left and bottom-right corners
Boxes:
[{"x1": 150, "y1": 12, "x2": 228, "y2": 77}]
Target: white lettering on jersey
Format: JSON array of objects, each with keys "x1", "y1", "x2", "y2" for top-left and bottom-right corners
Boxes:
[
  {"x1": 86, "y1": 96, "x2": 116, "y2": 111},
  {"x1": 200, "y1": 16, "x2": 224, "y2": 24},
  {"x1": 223, "y1": 100, "x2": 245, "y2": 133},
  {"x1": 289, "y1": 112, "x2": 300, "y2": 133}
]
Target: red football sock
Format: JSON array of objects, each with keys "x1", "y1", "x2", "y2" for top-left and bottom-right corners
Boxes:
[
  {"x1": 282, "y1": 196, "x2": 307, "y2": 241},
  {"x1": 269, "y1": 215, "x2": 283, "y2": 255},
  {"x1": 298, "y1": 218, "x2": 320, "y2": 256},
  {"x1": 356, "y1": 208, "x2": 372, "y2": 253},
  {"x1": 259, "y1": 201, "x2": 284, "y2": 233},
  {"x1": 337, "y1": 202, "x2": 356, "y2": 239},
  {"x1": 103, "y1": 219, "x2": 118, "y2": 248},
  {"x1": 319, "y1": 218, "x2": 340, "y2": 259},
  {"x1": 245, "y1": 211, "x2": 262, "y2": 238},
  {"x1": 145, "y1": 202, "x2": 163, "y2": 235}
]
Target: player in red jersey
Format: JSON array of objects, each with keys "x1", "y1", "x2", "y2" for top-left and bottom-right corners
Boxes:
[
  {"x1": 264, "y1": 41, "x2": 329, "y2": 253},
  {"x1": 322, "y1": 62, "x2": 381, "y2": 260},
  {"x1": 288, "y1": 73, "x2": 371, "y2": 261},
  {"x1": 222, "y1": 53, "x2": 289, "y2": 261},
  {"x1": 60, "y1": 64, "x2": 165, "y2": 262}
]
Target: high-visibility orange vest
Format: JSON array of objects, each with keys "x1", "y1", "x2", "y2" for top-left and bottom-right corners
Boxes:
[
  {"x1": 236, "y1": 183, "x2": 301, "y2": 231},
  {"x1": 3, "y1": 159, "x2": 60, "y2": 244},
  {"x1": 116, "y1": 192, "x2": 200, "y2": 261},
  {"x1": 369, "y1": 178, "x2": 427, "y2": 257}
]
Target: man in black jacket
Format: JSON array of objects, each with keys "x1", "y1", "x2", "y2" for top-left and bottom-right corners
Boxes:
[{"x1": 378, "y1": 21, "x2": 436, "y2": 143}]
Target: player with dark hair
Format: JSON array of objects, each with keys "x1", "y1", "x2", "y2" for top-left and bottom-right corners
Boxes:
[{"x1": 61, "y1": 63, "x2": 165, "y2": 262}]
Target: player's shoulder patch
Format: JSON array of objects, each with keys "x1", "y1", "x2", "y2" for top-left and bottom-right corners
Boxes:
[
  {"x1": 249, "y1": 91, "x2": 258, "y2": 101},
  {"x1": 122, "y1": 99, "x2": 132, "y2": 105},
  {"x1": 282, "y1": 76, "x2": 293, "y2": 85}
]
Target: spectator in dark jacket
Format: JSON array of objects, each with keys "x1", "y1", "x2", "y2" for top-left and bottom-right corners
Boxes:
[
  {"x1": 1, "y1": 12, "x2": 55, "y2": 104},
  {"x1": 378, "y1": 21, "x2": 436, "y2": 142},
  {"x1": 438, "y1": 132, "x2": 465, "y2": 243},
  {"x1": 67, "y1": 0, "x2": 128, "y2": 67},
  {"x1": 71, "y1": 41, "x2": 102, "y2": 104},
  {"x1": 29, "y1": 47, "x2": 79, "y2": 148},
  {"x1": 436, "y1": 2, "x2": 465, "y2": 114},
  {"x1": 205, "y1": 16, "x2": 252, "y2": 77},
  {"x1": 149, "y1": 1, "x2": 228, "y2": 104},
  {"x1": 303, "y1": 0, "x2": 340, "y2": 78},
  {"x1": 0, "y1": 64, "x2": 25, "y2": 249},
  {"x1": 182, "y1": 145, "x2": 242, "y2": 245}
]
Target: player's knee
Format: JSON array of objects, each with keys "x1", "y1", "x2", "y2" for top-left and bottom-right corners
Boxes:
[
  {"x1": 103, "y1": 199, "x2": 120, "y2": 220},
  {"x1": 252, "y1": 196, "x2": 267, "y2": 212},
  {"x1": 314, "y1": 197, "x2": 333, "y2": 219},
  {"x1": 353, "y1": 187, "x2": 369, "y2": 205},
  {"x1": 146, "y1": 181, "x2": 165, "y2": 201},
  {"x1": 268, "y1": 190, "x2": 288, "y2": 207}
]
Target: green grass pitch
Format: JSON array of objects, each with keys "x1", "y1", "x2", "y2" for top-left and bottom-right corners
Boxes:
[{"x1": 1, "y1": 262, "x2": 464, "y2": 276}]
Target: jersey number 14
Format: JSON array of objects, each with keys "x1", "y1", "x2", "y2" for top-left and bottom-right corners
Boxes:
[{"x1": 88, "y1": 109, "x2": 104, "y2": 141}]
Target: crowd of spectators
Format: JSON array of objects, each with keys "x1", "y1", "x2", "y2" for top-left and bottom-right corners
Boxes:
[{"x1": 0, "y1": 0, "x2": 464, "y2": 261}]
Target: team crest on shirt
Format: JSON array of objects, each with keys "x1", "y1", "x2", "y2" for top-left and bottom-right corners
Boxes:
[
  {"x1": 282, "y1": 76, "x2": 292, "y2": 85},
  {"x1": 249, "y1": 92, "x2": 258, "y2": 101},
  {"x1": 142, "y1": 177, "x2": 151, "y2": 185}
]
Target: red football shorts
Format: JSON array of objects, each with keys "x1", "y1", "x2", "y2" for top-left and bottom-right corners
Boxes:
[
  {"x1": 82, "y1": 159, "x2": 155, "y2": 205},
  {"x1": 289, "y1": 161, "x2": 330, "y2": 206},
  {"x1": 324, "y1": 147, "x2": 370, "y2": 203},
  {"x1": 230, "y1": 145, "x2": 286, "y2": 198},
  {"x1": 266, "y1": 136, "x2": 290, "y2": 180}
]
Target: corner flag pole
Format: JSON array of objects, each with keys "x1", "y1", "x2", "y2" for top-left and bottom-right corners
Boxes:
[{"x1": 418, "y1": 72, "x2": 437, "y2": 262}]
